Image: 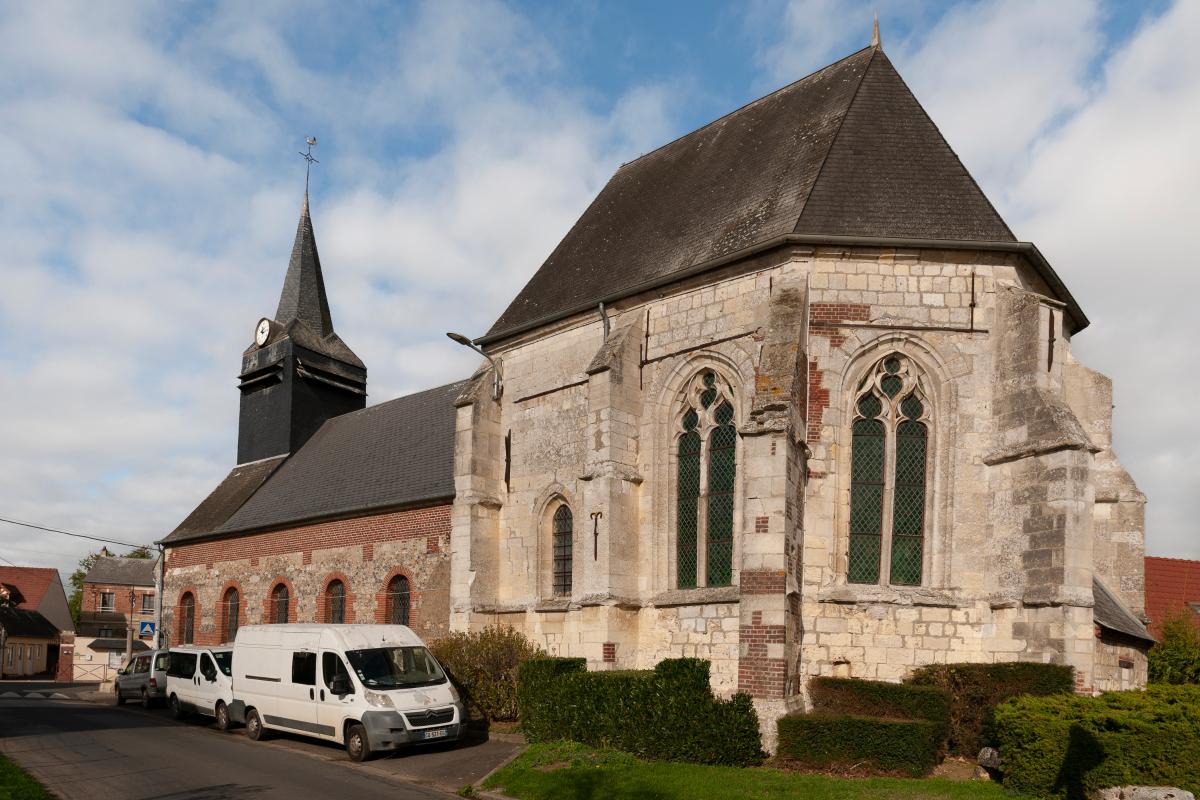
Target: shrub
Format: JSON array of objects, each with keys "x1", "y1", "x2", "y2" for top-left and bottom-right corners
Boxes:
[
  {"x1": 809, "y1": 676, "x2": 951, "y2": 735},
  {"x1": 776, "y1": 713, "x2": 944, "y2": 777},
  {"x1": 1148, "y1": 612, "x2": 1200, "y2": 684},
  {"x1": 429, "y1": 625, "x2": 543, "y2": 721},
  {"x1": 991, "y1": 686, "x2": 1200, "y2": 798},
  {"x1": 906, "y1": 662, "x2": 1074, "y2": 755},
  {"x1": 516, "y1": 657, "x2": 764, "y2": 766}
]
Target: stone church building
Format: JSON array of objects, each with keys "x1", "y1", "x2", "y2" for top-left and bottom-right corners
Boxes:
[{"x1": 162, "y1": 38, "x2": 1152, "y2": 739}]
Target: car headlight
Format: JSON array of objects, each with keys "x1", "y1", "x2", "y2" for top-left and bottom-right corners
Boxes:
[
  {"x1": 448, "y1": 683, "x2": 461, "y2": 703},
  {"x1": 364, "y1": 689, "x2": 394, "y2": 708}
]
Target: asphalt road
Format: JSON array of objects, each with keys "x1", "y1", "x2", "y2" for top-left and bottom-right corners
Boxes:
[{"x1": 0, "y1": 696, "x2": 454, "y2": 800}]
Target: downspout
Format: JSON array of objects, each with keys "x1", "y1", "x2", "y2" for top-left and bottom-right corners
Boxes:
[{"x1": 153, "y1": 545, "x2": 165, "y2": 649}]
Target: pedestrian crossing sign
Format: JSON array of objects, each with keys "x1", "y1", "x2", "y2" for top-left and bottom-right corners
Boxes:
[{"x1": 139, "y1": 621, "x2": 156, "y2": 636}]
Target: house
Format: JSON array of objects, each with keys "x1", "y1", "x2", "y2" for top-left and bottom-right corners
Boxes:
[
  {"x1": 0, "y1": 565, "x2": 73, "y2": 678},
  {"x1": 79, "y1": 551, "x2": 159, "y2": 641},
  {"x1": 1144, "y1": 556, "x2": 1200, "y2": 634},
  {"x1": 0, "y1": 566, "x2": 73, "y2": 632}
]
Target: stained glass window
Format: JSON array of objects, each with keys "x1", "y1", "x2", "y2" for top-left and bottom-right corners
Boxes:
[
  {"x1": 387, "y1": 575, "x2": 410, "y2": 626},
  {"x1": 847, "y1": 356, "x2": 930, "y2": 587},
  {"x1": 553, "y1": 505, "x2": 573, "y2": 596},
  {"x1": 677, "y1": 371, "x2": 737, "y2": 589},
  {"x1": 223, "y1": 588, "x2": 239, "y2": 643},
  {"x1": 677, "y1": 411, "x2": 701, "y2": 589},
  {"x1": 327, "y1": 580, "x2": 345, "y2": 624},
  {"x1": 707, "y1": 401, "x2": 736, "y2": 586},
  {"x1": 180, "y1": 592, "x2": 195, "y2": 644},
  {"x1": 271, "y1": 583, "x2": 289, "y2": 624}
]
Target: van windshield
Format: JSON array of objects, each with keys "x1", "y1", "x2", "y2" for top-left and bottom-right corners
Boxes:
[
  {"x1": 345, "y1": 646, "x2": 446, "y2": 689},
  {"x1": 212, "y1": 651, "x2": 233, "y2": 676}
]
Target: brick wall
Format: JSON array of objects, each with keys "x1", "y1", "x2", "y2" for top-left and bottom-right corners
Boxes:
[
  {"x1": 80, "y1": 582, "x2": 156, "y2": 639},
  {"x1": 163, "y1": 503, "x2": 452, "y2": 646},
  {"x1": 1144, "y1": 556, "x2": 1200, "y2": 634}
]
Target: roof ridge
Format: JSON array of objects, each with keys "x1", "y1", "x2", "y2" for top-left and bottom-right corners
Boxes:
[
  {"x1": 616, "y1": 46, "x2": 875, "y2": 174},
  {"x1": 792, "y1": 48, "x2": 877, "y2": 230}
]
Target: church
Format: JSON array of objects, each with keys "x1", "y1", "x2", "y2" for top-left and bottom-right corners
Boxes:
[{"x1": 160, "y1": 35, "x2": 1153, "y2": 742}]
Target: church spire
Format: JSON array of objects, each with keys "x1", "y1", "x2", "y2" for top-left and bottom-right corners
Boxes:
[
  {"x1": 275, "y1": 191, "x2": 335, "y2": 337},
  {"x1": 871, "y1": 13, "x2": 882, "y2": 49}
]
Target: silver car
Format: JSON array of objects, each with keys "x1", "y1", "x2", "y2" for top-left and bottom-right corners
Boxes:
[{"x1": 114, "y1": 649, "x2": 170, "y2": 708}]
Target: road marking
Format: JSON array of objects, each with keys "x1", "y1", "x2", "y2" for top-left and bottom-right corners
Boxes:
[
  {"x1": 24, "y1": 692, "x2": 45, "y2": 698},
  {"x1": 50, "y1": 693, "x2": 68, "y2": 699},
  {"x1": 0, "y1": 692, "x2": 19, "y2": 698}
]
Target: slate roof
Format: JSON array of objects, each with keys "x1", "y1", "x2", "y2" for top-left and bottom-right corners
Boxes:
[
  {"x1": 0, "y1": 606, "x2": 60, "y2": 638},
  {"x1": 87, "y1": 638, "x2": 150, "y2": 653},
  {"x1": 249, "y1": 193, "x2": 363, "y2": 368},
  {"x1": 483, "y1": 45, "x2": 1075, "y2": 343},
  {"x1": 0, "y1": 567, "x2": 58, "y2": 609},
  {"x1": 164, "y1": 381, "x2": 464, "y2": 543},
  {"x1": 1093, "y1": 576, "x2": 1155, "y2": 643},
  {"x1": 162, "y1": 456, "x2": 287, "y2": 543},
  {"x1": 82, "y1": 556, "x2": 158, "y2": 587}
]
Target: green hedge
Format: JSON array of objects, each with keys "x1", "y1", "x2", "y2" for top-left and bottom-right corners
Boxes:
[
  {"x1": 809, "y1": 676, "x2": 950, "y2": 732},
  {"x1": 429, "y1": 626, "x2": 543, "y2": 721},
  {"x1": 991, "y1": 686, "x2": 1200, "y2": 798},
  {"x1": 516, "y1": 657, "x2": 763, "y2": 766},
  {"x1": 777, "y1": 713, "x2": 944, "y2": 777},
  {"x1": 906, "y1": 662, "x2": 1074, "y2": 755}
]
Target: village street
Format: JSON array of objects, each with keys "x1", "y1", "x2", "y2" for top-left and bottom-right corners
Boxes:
[{"x1": 0, "y1": 690, "x2": 519, "y2": 799}]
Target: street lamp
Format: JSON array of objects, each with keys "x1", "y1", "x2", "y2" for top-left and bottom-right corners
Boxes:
[{"x1": 446, "y1": 332, "x2": 502, "y2": 400}]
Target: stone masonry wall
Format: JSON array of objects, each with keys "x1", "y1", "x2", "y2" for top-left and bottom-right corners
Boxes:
[{"x1": 163, "y1": 504, "x2": 451, "y2": 646}]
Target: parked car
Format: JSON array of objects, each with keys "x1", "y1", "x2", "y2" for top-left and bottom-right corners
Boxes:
[
  {"x1": 230, "y1": 624, "x2": 464, "y2": 762},
  {"x1": 165, "y1": 646, "x2": 236, "y2": 729},
  {"x1": 113, "y1": 649, "x2": 170, "y2": 708}
]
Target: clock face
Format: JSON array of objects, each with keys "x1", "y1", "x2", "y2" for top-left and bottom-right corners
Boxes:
[{"x1": 255, "y1": 318, "x2": 271, "y2": 346}]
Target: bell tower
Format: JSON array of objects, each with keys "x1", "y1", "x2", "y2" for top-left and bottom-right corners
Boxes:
[{"x1": 236, "y1": 193, "x2": 367, "y2": 464}]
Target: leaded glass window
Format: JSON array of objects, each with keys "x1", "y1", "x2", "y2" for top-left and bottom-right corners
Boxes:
[
  {"x1": 271, "y1": 583, "x2": 289, "y2": 624},
  {"x1": 223, "y1": 588, "x2": 239, "y2": 643},
  {"x1": 552, "y1": 505, "x2": 574, "y2": 596},
  {"x1": 675, "y1": 370, "x2": 737, "y2": 589},
  {"x1": 847, "y1": 355, "x2": 931, "y2": 587},
  {"x1": 180, "y1": 592, "x2": 195, "y2": 645},
  {"x1": 327, "y1": 580, "x2": 345, "y2": 624},
  {"x1": 387, "y1": 575, "x2": 410, "y2": 626}
]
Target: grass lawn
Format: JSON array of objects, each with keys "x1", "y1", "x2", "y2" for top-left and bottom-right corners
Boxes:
[
  {"x1": 0, "y1": 754, "x2": 54, "y2": 800},
  {"x1": 481, "y1": 742, "x2": 1020, "y2": 800}
]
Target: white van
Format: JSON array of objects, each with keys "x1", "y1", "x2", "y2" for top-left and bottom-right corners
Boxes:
[
  {"x1": 230, "y1": 624, "x2": 464, "y2": 761},
  {"x1": 165, "y1": 646, "x2": 236, "y2": 730}
]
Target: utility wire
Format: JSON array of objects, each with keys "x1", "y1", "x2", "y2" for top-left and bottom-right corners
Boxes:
[
  {"x1": 0, "y1": 552, "x2": 16, "y2": 566},
  {"x1": 0, "y1": 515, "x2": 150, "y2": 550}
]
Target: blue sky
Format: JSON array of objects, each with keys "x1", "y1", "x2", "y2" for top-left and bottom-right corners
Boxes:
[{"x1": 0, "y1": 0, "x2": 1197, "y2": 577}]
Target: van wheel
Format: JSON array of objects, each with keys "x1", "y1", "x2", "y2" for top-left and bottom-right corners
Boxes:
[
  {"x1": 169, "y1": 694, "x2": 187, "y2": 719},
  {"x1": 246, "y1": 709, "x2": 267, "y2": 741},
  {"x1": 345, "y1": 723, "x2": 372, "y2": 762},
  {"x1": 141, "y1": 689, "x2": 152, "y2": 709},
  {"x1": 215, "y1": 702, "x2": 231, "y2": 731}
]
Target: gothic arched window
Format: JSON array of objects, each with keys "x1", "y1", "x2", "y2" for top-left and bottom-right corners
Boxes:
[
  {"x1": 222, "y1": 587, "x2": 239, "y2": 643},
  {"x1": 326, "y1": 580, "x2": 345, "y2": 624},
  {"x1": 179, "y1": 592, "x2": 195, "y2": 645},
  {"x1": 676, "y1": 370, "x2": 737, "y2": 589},
  {"x1": 847, "y1": 355, "x2": 931, "y2": 586},
  {"x1": 387, "y1": 575, "x2": 410, "y2": 626},
  {"x1": 271, "y1": 583, "x2": 289, "y2": 624},
  {"x1": 552, "y1": 505, "x2": 574, "y2": 596}
]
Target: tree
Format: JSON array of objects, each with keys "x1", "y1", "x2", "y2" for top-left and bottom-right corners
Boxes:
[
  {"x1": 1147, "y1": 611, "x2": 1200, "y2": 684},
  {"x1": 66, "y1": 546, "x2": 153, "y2": 628}
]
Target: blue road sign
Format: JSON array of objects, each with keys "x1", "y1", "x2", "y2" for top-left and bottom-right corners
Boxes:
[{"x1": 139, "y1": 621, "x2": 156, "y2": 636}]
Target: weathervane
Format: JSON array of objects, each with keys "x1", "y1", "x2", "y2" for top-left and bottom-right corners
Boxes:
[{"x1": 300, "y1": 136, "x2": 319, "y2": 193}]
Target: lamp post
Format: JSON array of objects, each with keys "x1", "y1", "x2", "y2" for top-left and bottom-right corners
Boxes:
[{"x1": 446, "y1": 332, "x2": 502, "y2": 400}]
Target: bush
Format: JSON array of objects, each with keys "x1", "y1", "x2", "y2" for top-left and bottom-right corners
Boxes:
[
  {"x1": 429, "y1": 625, "x2": 543, "y2": 721},
  {"x1": 906, "y1": 662, "x2": 1074, "y2": 755},
  {"x1": 991, "y1": 686, "x2": 1200, "y2": 798},
  {"x1": 516, "y1": 657, "x2": 764, "y2": 766},
  {"x1": 776, "y1": 713, "x2": 944, "y2": 777},
  {"x1": 1148, "y1": 612, "x2": 1200, "y2": 684},
  {"x1": 809, "y1": 676, "x2": 951, "y2": 734}
]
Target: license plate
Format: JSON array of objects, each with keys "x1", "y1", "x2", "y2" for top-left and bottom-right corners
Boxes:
[{"x1": 422, "y1": 728, "x2": 448, "y2": 740}]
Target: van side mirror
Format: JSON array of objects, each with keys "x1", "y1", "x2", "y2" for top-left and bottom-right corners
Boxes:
[{"x1": 330, "y1": 675, "x2": 352, "y2": 696}]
